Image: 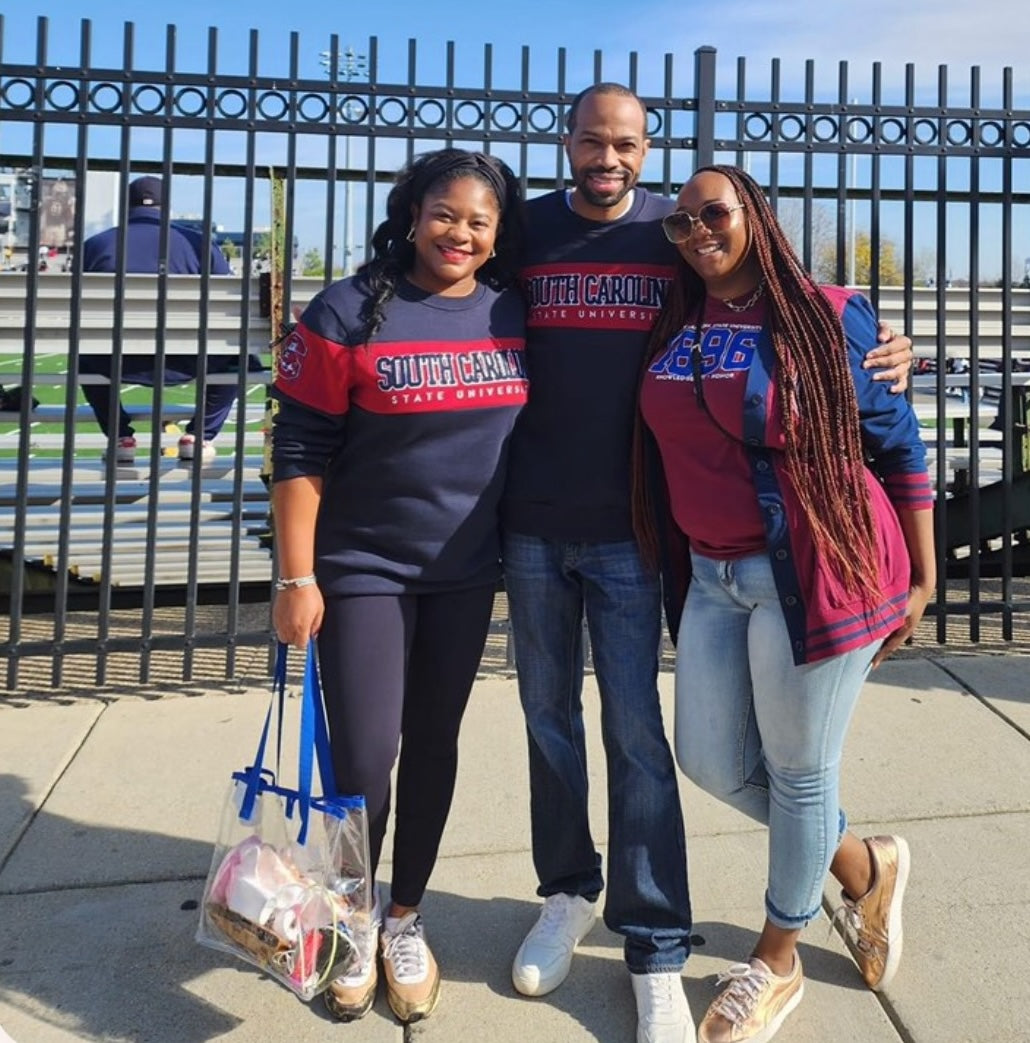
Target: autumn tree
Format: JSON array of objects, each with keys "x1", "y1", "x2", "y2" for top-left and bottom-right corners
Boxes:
[
  {"x1": 822, "y1": 231, "x2": 903, "y2": 285},
  {"x1": 774, "y1": 201, "x2": 930, "y2": 286},
  {"x1": 773, "y1": 199, "x2": 835, "y2": 273},
  {"x1": 252, "y1": 231, "x2": 272, "y2": 262}
]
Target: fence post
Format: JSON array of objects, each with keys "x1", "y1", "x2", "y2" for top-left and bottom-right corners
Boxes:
[
  {"x1": 262, "y1": 168, "x2": 286, "y2": 489},
  {"x1": 694, "y1": 46, "x2": 717, "y2": 170}
]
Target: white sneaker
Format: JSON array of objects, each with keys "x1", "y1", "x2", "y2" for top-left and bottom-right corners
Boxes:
[
  {"x1": 103, "y1": 435, "x2": 137, "y2": 466},
  {"x1": 511, "y1": 892, "x2": 597, "y2": 996},
  {"x1": 178, "y1": 433, "x2": 217, "y2": 463},
  {"x1": 631, "y1": 971, "x2": 696, "y2": 1043}
]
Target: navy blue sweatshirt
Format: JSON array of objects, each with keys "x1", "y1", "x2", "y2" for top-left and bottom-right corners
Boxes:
[
  {"x1": 272, "y1": 275, "x2": 527, "y2": 595},
  {"x1": 82, "y1": 207, "x2": 230, "y2": 275},
  {"x1": 503, "y1": 188, "x2": 677, "y2": 542}
]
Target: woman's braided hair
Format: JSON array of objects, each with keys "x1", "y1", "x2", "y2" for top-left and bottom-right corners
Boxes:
[
  {"x1": 355, "y1": 148, "x2": 524, "y2": 342},
  {"x1": 642, "y1": 164, "x2": 881, "y2": 602}
]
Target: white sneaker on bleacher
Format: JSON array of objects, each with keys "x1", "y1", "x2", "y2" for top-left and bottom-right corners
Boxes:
[
  {"x1": 102, "y1": 436, "x2": 136, "y2": 466},
  {"x1": 178, "y1": 434, "x2": 217, "y2": 464}
]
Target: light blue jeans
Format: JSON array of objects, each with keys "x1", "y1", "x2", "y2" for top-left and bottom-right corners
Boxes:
[
  {"x1": 675, "y1": 551, "x2": 879, "y2": 929},
  {"x1": 502, "y1": 531, "x2": 692, "y2": 973}
]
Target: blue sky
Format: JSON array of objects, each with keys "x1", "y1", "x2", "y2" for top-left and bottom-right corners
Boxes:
[
  {"x1": 10, "y1": 0, "x2": 1030, "y2": 88},
  {"x1": 5, "y1": 1, "x2": 1030, "y2": 278}
]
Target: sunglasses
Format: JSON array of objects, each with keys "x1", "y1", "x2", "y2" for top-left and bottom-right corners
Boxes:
[{"x1": 661, "y1": 201, "x2": 745, "y2": 243}]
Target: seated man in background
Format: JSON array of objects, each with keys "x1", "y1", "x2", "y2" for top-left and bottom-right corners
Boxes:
[{"x1": 79, "y1": 176, "x2": 237, "y2": 466}]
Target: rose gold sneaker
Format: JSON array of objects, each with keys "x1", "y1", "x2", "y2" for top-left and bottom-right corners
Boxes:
[
  {"x1": 323, "y1": 894, "x2": 381, "y2": 1021},
  {"x1": 323, "y1": 947, "x2": 378, "y2": 1022},
  {"x1": 698, "y1": 955, "x2": 803, "y2": 1043},
  {"x1": 835, "y1": 834, "x2": 910, "y2": 991},
  {"x1": 381, "y1": 911, "x2": 440, "y2": 1023}
]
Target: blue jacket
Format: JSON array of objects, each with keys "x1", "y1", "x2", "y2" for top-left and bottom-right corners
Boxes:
[{"x1": 82, "y1": 207, "x2": 230, "y2": 275}]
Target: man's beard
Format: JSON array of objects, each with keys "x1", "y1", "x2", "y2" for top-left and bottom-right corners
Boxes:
[{"x1": 571, "y1": 165, "x2": 636, "y2": 209}]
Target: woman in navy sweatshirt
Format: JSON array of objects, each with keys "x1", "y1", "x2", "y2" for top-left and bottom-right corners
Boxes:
[{"x1": 271, "y1": 149, "x2": 526, "y2": 1025}]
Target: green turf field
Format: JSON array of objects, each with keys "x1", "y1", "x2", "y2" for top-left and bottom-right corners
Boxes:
[{"x1": 0, "y1": 350, "x2": 272, "y2": 460}]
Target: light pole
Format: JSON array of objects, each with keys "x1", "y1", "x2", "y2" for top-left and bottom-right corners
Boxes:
[{"x1": 319, "y1": 46, "x2": 367, "y2": 276}]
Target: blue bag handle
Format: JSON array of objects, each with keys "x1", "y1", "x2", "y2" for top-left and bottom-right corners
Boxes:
[
  {"x1": 295, "y1": 638, "x2": 338, "y2": 844},
  {"x1": 237, "y1": 640, "x2": 338, "y2": 843},
  {"x1": 236, "y1": 642, "x2": 289, "y2": 823},
  {"x1": 305, "y1": 639, "x2": 338, "y2": 796}
]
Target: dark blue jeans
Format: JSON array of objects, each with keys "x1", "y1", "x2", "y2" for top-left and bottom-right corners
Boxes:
[
  {"x1": 79, "y1": 354, "x2": 238, "y2": 441},
  {"x1": 502, "y1": 531, "x2": 692, "y2": 974}
]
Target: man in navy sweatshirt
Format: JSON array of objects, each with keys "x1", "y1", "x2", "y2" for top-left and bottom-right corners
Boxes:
[{"x1": 502, "y1": 83, "x2": 913, "y2": 1043}]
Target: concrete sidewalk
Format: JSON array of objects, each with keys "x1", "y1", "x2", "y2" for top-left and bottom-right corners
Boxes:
[{"x1": 1, "y1": 651, "x2": 1027, "y2": 1042}]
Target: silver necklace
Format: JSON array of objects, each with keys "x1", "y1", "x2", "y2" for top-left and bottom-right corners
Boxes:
[{"x1": 721, "y1": 280, "x2": 765, "y2": 313}]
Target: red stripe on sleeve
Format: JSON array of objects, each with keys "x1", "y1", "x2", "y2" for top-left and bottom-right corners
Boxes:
[
  {"x1": 273, "y1": 322, "x2": 353, "y2": 416},
  {"x1": 884, "y1": 471, "x2": 934, "y2": 511}
]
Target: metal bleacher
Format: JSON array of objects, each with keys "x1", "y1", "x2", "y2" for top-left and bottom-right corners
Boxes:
[
  {"x1": 0, "y1": 271, "x2": 334, "y2": 592},
  {"x1": 0, "y1": 420, "x2": 273, "y2": 589}
]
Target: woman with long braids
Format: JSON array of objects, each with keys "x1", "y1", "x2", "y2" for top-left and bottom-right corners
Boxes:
[
  {"x1": 271, "y1": 148, "x2": 527, "y2": 1025},
  {"x1": 635, "y1": 165, "x2": 934, "y2": 1043}
]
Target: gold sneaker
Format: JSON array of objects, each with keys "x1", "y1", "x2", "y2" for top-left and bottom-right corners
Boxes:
[
  {"x1": 323, "y1": 951, "x2": 377, "y2": 1022},
  {"x1": 381, "y1": 911, "x2": 440, "y2": 1023},
  {"x1": 835, "y1": 834, "x2": 911, "y2": 991},
  {"x1": 698, "y1": 955, "x2": 803, "y2": 1043}
]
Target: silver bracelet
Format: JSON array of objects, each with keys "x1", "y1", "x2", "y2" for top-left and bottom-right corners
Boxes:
[{"x1": 275, "y1": 573, "x2": 317, "y2": 591}]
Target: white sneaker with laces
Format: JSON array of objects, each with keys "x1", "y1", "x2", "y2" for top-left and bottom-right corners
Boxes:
[
  {"x1": 178, "y1": 433, "x2": 217, "y2": 463},
  {"x1": 631, "y1": 971, "x2": 696, "y2": 1043},
  {"x1": 103, "y1": 435, "x2": 137, "y2": 466},
  {"x1": 511, "y1": 892, "x2": 597, "y2": 996}
]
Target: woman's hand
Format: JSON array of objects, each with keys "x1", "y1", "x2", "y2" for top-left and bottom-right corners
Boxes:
[
  {"x1": 872, "y1": 580, "x2": 933, "y2": 668},
  {"x1": 864, "y1": 322, "x2": 914, "y2": 393},
  {"x1": 874, "y1": 508, "x2": 936, "y2": 668},
  {"x1": 272, "y1": 583, "x2": 325, "y2": 650}
]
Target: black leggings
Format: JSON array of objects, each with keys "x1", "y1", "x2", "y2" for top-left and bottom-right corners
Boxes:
[{"x1": 317, "y1": 584, "x2": 495, "y2": 908}]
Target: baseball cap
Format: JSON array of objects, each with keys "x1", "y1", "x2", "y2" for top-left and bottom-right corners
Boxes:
[{"x1": 128, "y1": 176, "x2": 163, "y2": 208}]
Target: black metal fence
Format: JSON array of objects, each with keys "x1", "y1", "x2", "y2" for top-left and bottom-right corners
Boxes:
[{"x1": 2, "y1": 15, "x2": 1029, "y2": 688}]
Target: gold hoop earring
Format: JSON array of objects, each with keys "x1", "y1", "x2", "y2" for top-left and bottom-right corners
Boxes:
[{"x1": 405, "y1": 226, "x2": 415, "y2": 243}]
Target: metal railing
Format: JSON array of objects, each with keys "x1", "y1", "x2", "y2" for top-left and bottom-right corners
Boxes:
[{"x1": 1, "y1": 15, "x2": 1029, "y2": 688}]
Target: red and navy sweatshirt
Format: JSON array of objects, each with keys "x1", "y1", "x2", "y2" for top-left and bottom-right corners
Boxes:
[
  {"x1": 503, "y1": 188, "x2": 678, "y2": 542},
  {"x1": 272, "y1": 275, "x2": 528, "y2": 595}
]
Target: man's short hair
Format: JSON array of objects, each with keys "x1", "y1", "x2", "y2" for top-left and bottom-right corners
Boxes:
[{"x1": 565, "y1": 83, "x2": 647, "y2": 133}]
